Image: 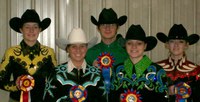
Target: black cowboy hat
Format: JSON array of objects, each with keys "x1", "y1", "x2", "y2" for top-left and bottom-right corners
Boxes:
[
  {"x1": 156, "y1": 24, "x2": 199, "y2": 45},
  {"x1": 125, "y1": 24, "x2": 157, "y2": 51},
  {"x1": 91, "y1": 8, "x2": 127, "y2": 26},
  {"x1": 9, "y1": 9, "x2": 51, "y2": 33}
]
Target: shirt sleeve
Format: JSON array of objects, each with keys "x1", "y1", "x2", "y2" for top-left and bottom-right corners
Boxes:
[{"x1": 0, "y1": 48, "x2": 18, "y2": 91}]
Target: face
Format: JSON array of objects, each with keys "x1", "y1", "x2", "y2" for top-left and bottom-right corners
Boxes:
[
  {"x1": 67, "y1": 44, "x2": 87, "y2": 63},
  {"x1": 126, "y1": 40, "x2": 147, "y2": 60},
  {"x1": 98, "y1": 24, "x2": 118, "y2": 40},
  {"x1": 20, "y1": 22, "x2": 41, "y2": 44},
  {"x1": 166, "y1": 39, "x2": 188, "y2": 57}
]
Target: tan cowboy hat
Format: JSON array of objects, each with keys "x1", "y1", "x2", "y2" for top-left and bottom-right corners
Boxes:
[{"x1": 56, "y1": 28, "x2": 98, "y2": 50}]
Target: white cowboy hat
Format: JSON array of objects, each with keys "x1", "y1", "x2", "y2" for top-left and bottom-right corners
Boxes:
[{"x1": 56, "y1": 28, "x2": 98, "y2": 50}]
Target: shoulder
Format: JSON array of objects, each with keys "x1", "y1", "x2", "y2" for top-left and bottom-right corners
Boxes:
[
  {"x1": 184, "y1": 60, "x2": 200, "y2": 71},
  {"x1": 40, "y1": 45, "x2": 55, "y2": 54},
  {"x1": 88, "y1": 43, "x2": 101, "y2": 51},
  {"x1": 86, "y1": 64, "x2": 101, "y2": 74},
  {"x1": 156, "y1": 59, "x2": 169, "y2": 67},
  {"x1": 7, "y1": 45, "x2": 21, "y2": 50},
  {"x1": 56, "y1": 62, "x2": 68, "y2": 69},
  {"x1": 4, "y1": 45, "x2": 21, "y2": 55},
  {"x1": 40, "y1": 45, "x2": 54, "y2": 50},
  {"x1": 185, "y1": 60, "x2": 199, "y2": 66},
  {"x1": 150, "y1": 62, "x2": 165, "y2": 71}
]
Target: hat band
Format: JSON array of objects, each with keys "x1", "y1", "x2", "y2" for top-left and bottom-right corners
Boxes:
[{"x1": 168, "y1": 36, "x2": 188, "y2": 40}]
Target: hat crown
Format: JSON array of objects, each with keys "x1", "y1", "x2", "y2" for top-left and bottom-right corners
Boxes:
[
  {"x1": 21, "y1": 9, "x2": 41, "y2": 24},
  {"x1": 125, "y1": 24, "x2": 157, "y2": 51},
  {"x1": 68, "y1": 28, "x2": 87, "y2": 44},
  {"x1": 125, "y1": 25, "x2": 146, "y2": 41},
  {"x1": 98, "y1": 8, "x2": 118, "y2": 24},
  {"x1": 90, "y1": 8, "x2": 127, "y2": 26},
  {"x1": 168, "y1": 24, "x2": 188, "y2": 39}
]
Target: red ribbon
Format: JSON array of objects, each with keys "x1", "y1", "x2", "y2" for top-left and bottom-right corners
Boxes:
[{"x1": 17, "y1": 75, "x2": 35, "y2": 102}]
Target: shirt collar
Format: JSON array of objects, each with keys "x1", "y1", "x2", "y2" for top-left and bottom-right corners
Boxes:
[
  {"x1": 124, "y1": 55, "x2": 152, "y2": 78},
  {"x1": 100, "y1": 39, "x2": 118, "y2": 47},
  {"x1": 67, "y1": 59, "x2": 87, "y2": 73},
  {"x1": 20, "y1": 40, "x2": 41, "y2": 56}
]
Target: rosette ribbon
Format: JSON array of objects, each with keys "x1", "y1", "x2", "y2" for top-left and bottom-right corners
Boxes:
[
  {"x1": 120, "y1": 89, "x2": 142, "y2": 102},
  {"x1": 97, "y1": 52, "x2": 115, "y2": 93},
  {"x1": 17, "y1": 75, "x2": 35, "y2": 102},
  {"x1": 175, "y1": 82, "x2": 191, "y2": 102},
  {"x1": 70, "y1": 85, "x2": 87, "y2": 102}
]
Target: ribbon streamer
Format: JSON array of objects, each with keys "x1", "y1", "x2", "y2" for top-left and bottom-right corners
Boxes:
[
  {"x1": 97, "y1": 52, "x2": 115, "y2": 93},
  {"x1": 17, "y1": 75, "x2": 35, "y2": 102}
]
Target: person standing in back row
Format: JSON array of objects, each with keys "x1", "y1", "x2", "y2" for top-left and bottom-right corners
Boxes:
[
  {"x1": 156, "y1": 24, "x2": 200, "y2": 102},
  {"x1": 85, "y1": 8, "x2": 128, "y2": 67},
  {"x1": 85, "y1": 9, "x2": 129, "y2": 98},
  {"x1": 0, "y1": 9, "x2": 57, "y2": 102}
]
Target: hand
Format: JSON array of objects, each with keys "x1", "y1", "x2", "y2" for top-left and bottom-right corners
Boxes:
[
  {"x1": 93, "y1": 60, "x2": 100, "y2": 68},
  {"x1": 168, "y1": 85, "x2": 175, "y2": 95},
  {"x1": 15, "y1": 75, "x2": 23, "y2": 90}
]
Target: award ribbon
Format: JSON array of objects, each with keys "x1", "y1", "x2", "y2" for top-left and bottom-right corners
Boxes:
[
  {"x1": 120, "y1": 89, "x2": 142, "y2": 102},
  {"x1": 70, "y1": 85, "x2": 87, "y2": 102},
  {"x1": 97, "y1": 52, "x2": 114, "y2": 70},
  {"x1": 175, "y1": 82, "x2": 191, "y2": 102},
  {"x1": 97, "y1": 52, "x2": 115, "y2": 93},
  {"x1": 17, "y1": 75, "x2": 35, "y2": 102}
]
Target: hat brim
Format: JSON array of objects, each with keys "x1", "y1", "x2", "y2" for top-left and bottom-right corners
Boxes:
[
  {"x1": 40, "y1": 18, "x2": 51, "y2": 31},
  {"x1": 118, "y1": 16, "x2": 127, "y2": 26},
  {"x1": 145, "y1": 36, "x2": 157, "y2": 51},
  {"x1": 9, "y1": 17, "x2": 51, "y2": 33},
  {"x1": 187, "y1": 34, "x2": 199, "y2": 45},
  {"x1": 90, "y1": 15, "x2": 127, "y2": 26},
  {"x1": 56, "y1": 36, "x2": 98, "y2": 51},
  {"x1": 156, "y1": 32, "x2": 168, "y2": 43},
  {"x1": 91, "y1": 16, "x2": 99, "y2": 25},
  {"x1": 9, "y1": 17, "x2": 21, "y2": 33},
  {"x1": 157, "y1": 32, "x2": 199, "y2": 45}
]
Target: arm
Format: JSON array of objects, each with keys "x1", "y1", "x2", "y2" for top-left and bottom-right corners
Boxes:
[{"x1": 0, "y1": 48, "x2": 18, "y2": 91}]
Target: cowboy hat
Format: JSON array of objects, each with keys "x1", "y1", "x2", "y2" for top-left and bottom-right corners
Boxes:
[
  {"x1": 91, "y1": 8, "x2": 127, "y2": 26},
  {"x1": 125, "y1": 24, "x2": 157, "y2": 51},
  {"x1": 9, "y1": 9, "x2": 51, "y2": 33},
  {"x1": 156, "y1": 24, "x2": 199, "y2": 45},
  {"x1": 56, "y1": 28, "x2": 98, "y2": 50}
]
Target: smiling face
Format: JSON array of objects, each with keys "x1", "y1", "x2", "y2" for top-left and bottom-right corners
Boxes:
[
  {"x1": 166, "y1": 39, "x2": 188, "y2": 58},
  {"x1": 125, "y1": 40, "x2": 147, "y2": 62},
  {"x1": 98, "y1": 24, "x2": 118, "y2": 41},
  {"x1": 20, "y1": 22, "x2": 41, "y2": 46},
  {"x1": 67, "y1": 43, "x2": 87, "y2": 63}
]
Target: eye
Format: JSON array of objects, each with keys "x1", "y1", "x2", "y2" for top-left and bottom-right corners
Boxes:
[
  {"x1": 179, "y1": 40, "x2": 185, "y2": 43},
  {"x1": 80, "y1": 44, "x2": 87, "y2": 48}
]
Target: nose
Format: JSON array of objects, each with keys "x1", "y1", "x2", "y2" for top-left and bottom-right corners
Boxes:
[
  {"x1": 131, "y1": 43, "x2": 137, "y2": 48},
  {"x1": 174, "y1": 41, "x2": 179, "y2": 46},
  {"x1": 76, "y1": 46, "x2": 81, "y2": 52},
  {"x1": 29, "y1": 27, "x2": 34, "y2": 32}
]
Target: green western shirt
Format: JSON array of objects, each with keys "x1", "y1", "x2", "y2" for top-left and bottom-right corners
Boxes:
[{"x1": 86, "y1": 40, "x2": 128, "y2": 66}]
